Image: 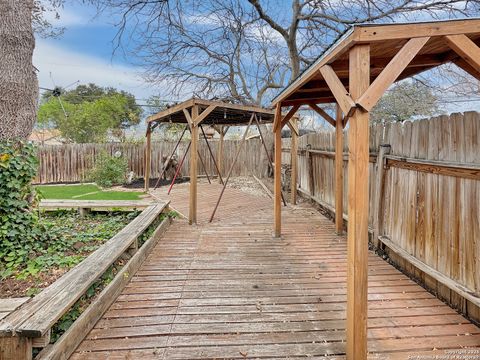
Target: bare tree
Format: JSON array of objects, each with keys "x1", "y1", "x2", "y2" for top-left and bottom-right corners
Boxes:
[
  {"x1": 370, "y1": 80, "x2": 440, "y2": 124},
  {"x1": 0, "y1": 0, "x2": 38, "y2": 140},
  {"x1": 90, "y1": 0, "x2": 480, "y2": 105}
]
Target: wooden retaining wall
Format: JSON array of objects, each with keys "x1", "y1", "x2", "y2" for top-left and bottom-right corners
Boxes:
[
  {"x1": 35, "y1": 139, "x2": 271, "y2": 184},
  {"x1": 282, "y1": 111, "x2": 480, "y2": 323}
]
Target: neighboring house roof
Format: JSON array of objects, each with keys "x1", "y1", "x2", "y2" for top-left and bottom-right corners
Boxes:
[{"x1": 29, "y1": 129, "x2": 64, "y2": 145}]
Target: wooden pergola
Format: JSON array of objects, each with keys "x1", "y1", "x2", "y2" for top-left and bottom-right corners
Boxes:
[
  {"x1": 145, "y1": 98, "x2": 298, "y2": 224},
  {"x1": 271, "y1": 18, "x2": 480, "y2": 360}
]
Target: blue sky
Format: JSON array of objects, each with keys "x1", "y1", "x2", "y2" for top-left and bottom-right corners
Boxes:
[{"x1": 34, "y1": 2, "x2": 159, "y2": 104}]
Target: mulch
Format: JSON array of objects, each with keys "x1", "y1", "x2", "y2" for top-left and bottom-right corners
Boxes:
[{"x1": 124, "y1": 177, "x2": 190, "y2": 189}]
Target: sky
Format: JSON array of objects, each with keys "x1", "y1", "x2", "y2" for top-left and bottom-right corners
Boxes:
[{"x1": 34, "y1": 2, "x2": 159, "y2": 105}]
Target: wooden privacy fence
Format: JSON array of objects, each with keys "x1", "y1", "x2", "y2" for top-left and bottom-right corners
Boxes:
[
  {"x1": 283, "y1": 111, "x2": 480, "y2": 323},
  {"x1": 35, "y1": 139, "x2": 271, "y2": 184}
]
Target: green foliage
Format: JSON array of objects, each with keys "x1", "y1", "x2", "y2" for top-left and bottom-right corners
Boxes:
[
  {"x1": 0, "y1": 141, "x2": 53, "y2": 278},
  {"x1": 2, "y1": 208, "x2": 136, "y2": 282},
  {"x1": 371, "y1": 81, "x2": 440, "y2": 124},
  {"x1": 88, "y1": 152, "x2": 128, "y2": 188},
  {"x1": 38, "y1": 83, "x2": 142, "y2": 143}
]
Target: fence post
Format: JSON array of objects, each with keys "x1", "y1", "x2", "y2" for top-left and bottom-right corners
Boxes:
[
  {"x1": 290, "y1": 119, "x2": 298, "y2": 205},
  {"x1": 372, "y1": 144, "x2": 391, "y2": 249},
  {"x1": 306, "y1": 144, "x2": 314, "y2": 196},
  {"x1": 144, "y1": 125, "x2": 152, "y2": 192}
]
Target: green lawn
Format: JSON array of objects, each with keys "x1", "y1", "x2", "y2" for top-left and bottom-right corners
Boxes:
[{"x1": 36, "y1": 184, "x2": 142, "y2": 201}]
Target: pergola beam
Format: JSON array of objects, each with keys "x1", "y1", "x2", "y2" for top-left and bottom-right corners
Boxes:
[
  {"x1": 356, "y1": 19, "x2": 480, "y2": 42},
  {"x1": 445, "y1": 34, "x2": 480, "y2": 75},
  {"x1": 357, "y1": 37, "x2": 430, "y2": 112},
  {"x1": 282, "y1": 97, "x2": 337, "y2": 106},
  {"x1": 319, "y1": 65, "x2": 356, "y2": 117}
]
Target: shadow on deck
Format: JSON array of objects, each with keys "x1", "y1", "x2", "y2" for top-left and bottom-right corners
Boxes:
[{"x1": 71, "y1": 183, "x2": 480, "y2": 359}]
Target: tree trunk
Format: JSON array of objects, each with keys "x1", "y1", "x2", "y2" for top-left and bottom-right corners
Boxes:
[
  {"x1": 287, "y1": 34, "x2": 300, "y2": 79},
  {"x1": 0, "y1": 0, "x2": 38, "y2": 141}
]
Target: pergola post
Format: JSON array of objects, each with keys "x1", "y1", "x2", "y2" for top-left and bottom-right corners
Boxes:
[
  {"x1": 346, "y1": 44, "x2": 370, "y2": 360},
  {"x1": 290, "y1": 118, "x2": 298, "y2": 205},
  {"x1": 335, "y1": 104, "x2": 343, "y2": 234},
  {"x1": 273, "y1": 104, "x2": 282, "y2": 237},
  {"x1": 189, "y1": 105, "x2": 199, "y2": 224},
  {"x1": 218, "y1": 126, "x2": 225, "y2": 184},
  {"x1": 144, "y1": 124, "x2": 152, "y2": 193}
]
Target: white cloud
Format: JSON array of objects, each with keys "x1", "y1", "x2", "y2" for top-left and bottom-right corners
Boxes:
[{"x1": 33, "y1": 39, "x2": 154, "y2": 100}]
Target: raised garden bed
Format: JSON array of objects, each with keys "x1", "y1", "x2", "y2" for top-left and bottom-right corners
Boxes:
[
  {"x1": 0, "y1": 202, "x2": 173, "y2": 359},
  {"x1": 0, "y1": 210, "x2": 139, "y2": 298}
]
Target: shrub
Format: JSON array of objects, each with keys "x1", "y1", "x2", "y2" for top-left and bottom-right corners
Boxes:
[
  {"x1": 89, "y1": 151, "x2": 128, "y2": 188},
  {"x1": 0, "y1": 141, "x2": 53, "y2": 278}
]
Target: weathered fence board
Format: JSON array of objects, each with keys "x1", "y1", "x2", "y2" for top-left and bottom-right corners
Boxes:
[
  {"x1": 35, "y1": 139, "x2": 271, "y2": 184},
  {"x1": 283, "y1": 111, "x2": 480, "y2": 323}
]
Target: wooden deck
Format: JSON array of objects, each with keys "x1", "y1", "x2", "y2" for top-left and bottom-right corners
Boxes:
[{"x1": 72, "y1": 183, "x2": 480, "y2": 359}]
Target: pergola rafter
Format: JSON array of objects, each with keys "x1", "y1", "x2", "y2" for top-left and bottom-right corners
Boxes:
[{"x1": 270, "y1": 18, "x2": 480, "y2": 360}]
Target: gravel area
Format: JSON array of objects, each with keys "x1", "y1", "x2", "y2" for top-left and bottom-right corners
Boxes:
[{"x1": 226, "y1": 176, "x2": 271, "y2": 198}]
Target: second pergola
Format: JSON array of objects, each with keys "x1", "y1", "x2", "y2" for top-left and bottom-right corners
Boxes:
[
  {"x1": 270, "y1": 18, "x2": 480, "y2": 360},
  {"x1": 144, "y1": 98, "x2": 298, "y2": 224}
]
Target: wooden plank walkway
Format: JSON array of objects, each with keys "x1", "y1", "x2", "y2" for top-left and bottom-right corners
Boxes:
[
  {"x1": 150, "y1": 182, "x2": 273, "y2": 224},
  {"x1": 72, "y1": 183, "x2": 480, "y2": 359}
]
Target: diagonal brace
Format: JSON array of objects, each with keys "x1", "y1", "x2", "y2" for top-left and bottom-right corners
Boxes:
[
  {"x1": 357, "y1": 36, "x2": 430, "y2": 112},
  {"x1": 319, "y1": 65, "x2": 356, "y2": 117}
]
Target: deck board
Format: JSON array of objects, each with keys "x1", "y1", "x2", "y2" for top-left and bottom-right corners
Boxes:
[
  {"x1": 0, "y1": 298, "x2": 29, "y2": 321},
  {"x1": 72, "y1": 183, "x2": 480, "y2": 359}
]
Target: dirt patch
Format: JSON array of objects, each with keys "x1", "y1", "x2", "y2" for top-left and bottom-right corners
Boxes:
[{"x1": 0, "y1": 268, "x2": 68, "y2": 297}]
